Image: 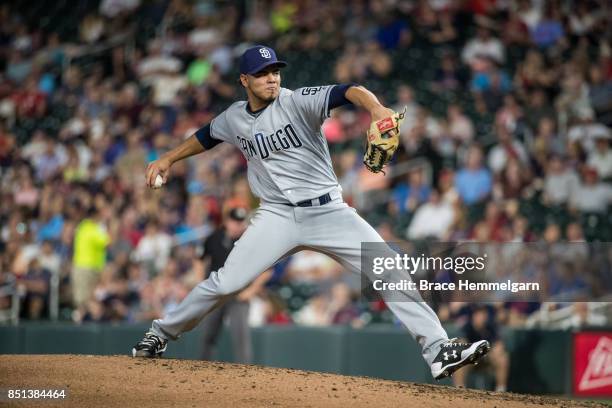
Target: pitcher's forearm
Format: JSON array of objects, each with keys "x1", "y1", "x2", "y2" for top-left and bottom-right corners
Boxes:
[
  {"x1": 162, "y1": 135, "x2": 205, "y2": 164},
  {"x1": 345, "y1": 85, "x2": 384, "y2": 113}
]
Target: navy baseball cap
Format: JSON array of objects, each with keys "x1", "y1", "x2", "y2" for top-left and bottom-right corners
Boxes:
[{"x1": 239, "y1": 45, "x2": 287, "y2": 75}]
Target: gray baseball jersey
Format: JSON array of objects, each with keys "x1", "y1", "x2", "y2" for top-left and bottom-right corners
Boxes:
[
  {"x1": 147, "y1": 85, "x2": 451, "y2": 371},
  {"x1": 210, "y1": 86, "x2": 338, "y2": 205}
]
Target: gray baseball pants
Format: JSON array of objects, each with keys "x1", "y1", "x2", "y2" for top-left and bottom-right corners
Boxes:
[
  {"x1": 151, "y1": 191, "x2": 449, "y2": 365},
  {"x1": 200, "y1": 299, "x2": 251, "y2": 363}
]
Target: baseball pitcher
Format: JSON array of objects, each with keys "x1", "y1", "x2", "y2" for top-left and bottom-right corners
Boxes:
[{"x1": 132, "y1": 45, "x2": 490, "y2": 380}]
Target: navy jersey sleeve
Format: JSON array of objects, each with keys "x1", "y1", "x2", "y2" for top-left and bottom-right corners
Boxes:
[
  {"x1": 195, "y1": 123, "x2": 223, "y2": 150},
  {"x1": 327, "y1": 83, "x2": 357, "y2": 114}
]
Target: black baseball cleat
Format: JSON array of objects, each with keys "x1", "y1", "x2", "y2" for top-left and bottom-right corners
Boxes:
[
  {"x1": 430, "y1": 338, "x2": 490, "y2": 380},
  {"x1": 132, "y1": 331, "x2": 168, "y2": 358}
]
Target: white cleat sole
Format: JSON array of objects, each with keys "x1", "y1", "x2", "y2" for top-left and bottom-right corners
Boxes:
[{"x1": 433, "y1": 340, "x2": 491, "y2": 380}]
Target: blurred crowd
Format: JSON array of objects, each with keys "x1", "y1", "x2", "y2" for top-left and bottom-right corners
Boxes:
[{"x1": 0, "y1": 0, "x2": 611, "y2": 364}]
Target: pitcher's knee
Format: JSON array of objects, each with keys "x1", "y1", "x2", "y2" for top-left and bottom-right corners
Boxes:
[
  {"x1": 215, "y1": 278, "x2": 245, "y2": 296},
  {"x1": 208, "y1": 267, "x2": 253, "y2": 296}
]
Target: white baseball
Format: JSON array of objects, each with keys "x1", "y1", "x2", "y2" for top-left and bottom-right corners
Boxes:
[{"x1": 153, "y1": 174, "x2": 164, "y2": 189}]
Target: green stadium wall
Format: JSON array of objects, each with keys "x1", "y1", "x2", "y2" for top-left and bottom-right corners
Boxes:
[{"x1": 0, "y1": 323, "x2": 572, "y2": 395}]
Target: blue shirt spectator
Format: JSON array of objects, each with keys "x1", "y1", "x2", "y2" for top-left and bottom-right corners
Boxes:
[
  {"x1": 37, "y1": 214, "x2": 64, "y2": 242},
  {"x1": 376, "y1": 17, "x2": 409, "y2": 49},
  {"x1": 455, "y1": 146, "x2": 492, "y2": 205},
  {"x1": 455, "y1": 168, "x2": 492, "y2": 205},
  {"x1": 392, "y1": 183, "x2": 431, "y2": 214},
  {"x1": 531, "y1": 19, "x2": 564, "y2": 49},
  {"x1": 471, "y1": 70, "x2": 512, "y2": 93}
]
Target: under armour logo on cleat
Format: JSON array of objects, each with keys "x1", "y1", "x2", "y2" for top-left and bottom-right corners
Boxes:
[{"x1": 443, "y1": 350, "x2": 458, "y2": 360}]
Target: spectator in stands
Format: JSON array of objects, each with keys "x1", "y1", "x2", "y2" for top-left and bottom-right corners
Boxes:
[
  {"x1": 471, "y1": 57, "x2": 512, "y2": 95},
  {"x1": 570, "y1": 167, "x2": 612, "y2": 214},
  {"x1": 493, "y1": 158, "x2": 531, "y2": 201},
  {"x1": 71, "y1": 205, "x2": 111, "y2": 313},
  {"x1": 18, "y1": 258, "x2": 50, "y2": 319},
  {"x1": 548, "y1": 260, "x2": 589, "y2": 301},
  {"x1": 531, "y1": 116, "x2": 564, "y2": 163},
  {"x1": 393, "y1": 85, "x2": 419, "y2": 137},
  {"x1": 571, "y1": 2, "x2": 601, "y2": 37},
  {"x1": 406, "y1": 189, "x2": 454, "y2": 240},
  {"x1": 32, "y1": 136, "x2": 66, "y2": 181},
  {"x1": 524, "y1": 89, "x2": 556, "y2": 134},
  {"x1": 474, "y1": 61, "x2": 512, "y2": 113},
  {"x1": 452, "y1": 304, "x2": 509, "y2": 392},
  {"x1": 80, "y1": 13, "x2": 105, "y2": 44},
  {"x1": 242, "y1": 7, "x2": 273, "y2": 42},
  {"x1": 502, "y1": 10, "x2": 530, "y2": 47},
  {"x1": 432, "y1": 52, "x2": 464, "y2": 94},
  {"x1": 487, "y1": 123, "x2": 529, "y2": 174},
  {"x1": 567, "y1": 108, "x2": 610, "y2": 154},
  {"x1": 375, "y1": 11, "x2": 411, "y2": 50},
  {"x1": 530, "y1": 2, "x2": 566, "y2": 51},
  {"x1": 11, "y1": 76, "x2": 47, "y2": 119},
  {"x1": 424, "y1": 9, "x2": 457, "y2": 46},
  {"x1": 133, "y1": 218, "x2": 172, "y2": 276},
  {"x1": 455, "y1": 145, "x2": 492, "y2": 205},
  {"x1": 587, "y1": 134, "x2": 612, "y2": 180},
  {"x1": 560, "y1": 302, "x2": 607, "y2": 330},
  {"x1": 294, "y1": 293, "x2": 331, "y2": 326},
  {"x1": 38, "y1": 240, "x2": 60, "y2": 279},
  {"x1": 587, "y1": 64, "x2": 612, "y2": 126},
  {"x1": 557, "y1": 72, "x2": 592, "y2": 132},
  {"x1": 259, "y1": 291, "x2": 292, "y2": 325},
  {"x1": 329, "y1": 282, "x2": 362, "y2": 327},
  {"x1": 286, "y1": 250, "x2": 342, "y2": 284},
  {"x1": 461, "y1": 26, "x2": 505, "y2": 68},
  {"x1": 542, "y1": 155, "x2": 579, "y2": 206},
  {"x1": 447, "y1": 104, "x2": 474, "y2": 144},
  {"x1": 363, "y1": 40, "x2": 393, "y2": 79},
  {"x1": 514, "y1": 50, "x2": 557, "y2": 100},
  {"x1": 391, "y1": 167, "x2": 431, "y2": 215}
]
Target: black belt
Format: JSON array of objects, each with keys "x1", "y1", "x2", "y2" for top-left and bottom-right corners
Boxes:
[{"x1": 288, "y1": 192, "x2": 332, "y2": 207}]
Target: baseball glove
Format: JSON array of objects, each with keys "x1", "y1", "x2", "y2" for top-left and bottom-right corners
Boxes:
[{"x1": 363, "y1": 107, "x2": 406, "y2": 174}]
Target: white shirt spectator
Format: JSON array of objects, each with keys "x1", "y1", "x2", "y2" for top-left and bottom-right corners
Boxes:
[
  {"x1": 407, "y1": 199, "x2": 455, "y2": 240},
  {"x1": 286, "y1": 250, "x2": 340, "y2": 283},
  {"x1": 138, "y1": 55, "x2": 182, "y2": 79},
  {"x1": 568, "y1": 123, "x2": 610, "y2": 153},
  {"x1": 571, "y1": 182, "x2": 612, "y2": 213},
  {"x1": 487, "y1": 141, "x2": 528, "y2": 174},
  {"x1": 208, "y1": 45, "x2": 233, "y2": 75},
  {"x1": 518, "y1": 2, "x2": 542, "y2": 30},
  {"x1": 100, "y1": 0, "x2": 140, "y2": 18},
  {"x1": 544, "y1": 169, "x2": 579, "y2": 205},
  {"x1": 293, "y1": 296, "x2": 330, "y2": 326},
  {"x1": 144, "y1": 74, "x2": 188, "y2": 106},
  {"x1": 449, "y1": 114, "x2": 475, "y2": 143},
  {"x1": 587, "y1": 143, "x2": 612, "y2": 179},
  {"x1": 462, "y1": 36, "x2": 505, "y2": 66},
  {"x1": 133, "y1": 230, "x2": 173, "y2": 274},
  {"x1": 188, "y1": 28, "x2": 221, "y2": 50}
]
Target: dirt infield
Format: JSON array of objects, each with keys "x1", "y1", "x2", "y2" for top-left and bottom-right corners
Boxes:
[{"x1": 0, "y1": 355, "x2": 604, "y2": 407}]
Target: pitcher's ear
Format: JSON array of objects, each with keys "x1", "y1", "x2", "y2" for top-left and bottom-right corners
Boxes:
[{"x1": 239, "y1": 74, "x2": 248, "y2": 88}]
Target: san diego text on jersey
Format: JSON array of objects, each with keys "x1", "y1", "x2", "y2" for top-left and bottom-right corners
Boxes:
[{"x1": 236, "y1": 123, "x2": 303, "y2": 160}]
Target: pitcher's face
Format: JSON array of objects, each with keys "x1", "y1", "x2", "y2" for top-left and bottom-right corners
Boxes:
[{"x1": 241, "y1": 66, "x2": 281, "y2": 103}]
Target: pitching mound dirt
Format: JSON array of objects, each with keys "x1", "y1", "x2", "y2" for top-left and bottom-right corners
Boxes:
[{"x1": 0, "y1": 355, "x2": 604, "y2": 407}]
